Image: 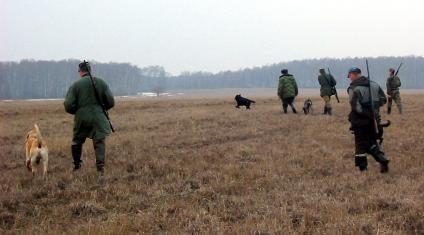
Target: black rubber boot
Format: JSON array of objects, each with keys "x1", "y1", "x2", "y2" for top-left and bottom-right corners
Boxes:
[
  {"x1": 290, "y1": 104, "x2": 297, "y2": 114},
  {"x1": 355, "y1": 154, "x2": 368, "y2": 171},
  {"x1": 323, "y1": 107, "x2": 328, "y2": 115},
  {"x1": 327, "y1": 108, "x2": 332, "y2": 116},
  {"x1": 283, "y1": 106, "x2": 288, "y2": 114},
  {"x1": 398, "y1": 105, "x2": 403, "y2": 114},
  {"x1": 369, "y1": 145, "x2": 389, "y2": 173},
  {"x1": 71, "y1": 144, "x2": 82, "y2": 171},
  {"x1": 93, "y1": 138, "x2": 106, "y2": 175},
  {"x1": 387, "y1": 105, "x2": 392, "y2": 115}
]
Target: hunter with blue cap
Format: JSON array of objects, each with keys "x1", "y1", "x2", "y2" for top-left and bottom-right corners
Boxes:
[{"x1": 347, "y1": 67, "x2": 389, "y2": 173}]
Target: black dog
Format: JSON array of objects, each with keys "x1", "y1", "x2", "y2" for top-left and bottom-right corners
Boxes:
[
  {"x1": 303, "y1": 99, "x2": 313, "y2": 115},
  {"x1": 235, "y1": 94, "x2": 255, "y2": 110}
]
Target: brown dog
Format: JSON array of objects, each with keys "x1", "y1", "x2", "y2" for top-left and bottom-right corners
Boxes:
[{"x1": 25, "y1": 124, "x2": 48, "y2": 178}]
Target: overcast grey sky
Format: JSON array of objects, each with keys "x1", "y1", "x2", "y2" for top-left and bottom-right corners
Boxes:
[{"x1": 1, "y1": 0, "x2": 423, "y2": 74}]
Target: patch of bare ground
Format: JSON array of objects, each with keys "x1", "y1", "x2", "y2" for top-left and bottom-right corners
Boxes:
[{"x1": 0, "y1": 95, "x2": 423, "y2": 234}]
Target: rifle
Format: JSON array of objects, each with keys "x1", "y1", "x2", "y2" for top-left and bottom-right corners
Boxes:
[
  {"x1": 83, "y1": 60, "x2": 115, "y2": 132},
  {"x1": 327, "y1": 68, "x2": 340, "y2": 103},
  {"x1": 394, "y1": 62, "x2": 403, "y2": 76},
  {"x1": 365, "y1": 59, "x2": 380, "y2": 139}
]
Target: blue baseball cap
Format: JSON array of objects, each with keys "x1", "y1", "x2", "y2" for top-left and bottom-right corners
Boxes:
[{"x1": 347, "y1": 67, "x2": 361, "y2": 77}]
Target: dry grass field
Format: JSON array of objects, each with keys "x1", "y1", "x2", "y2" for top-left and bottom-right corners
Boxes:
[{"x1": 1, "y1": 94, "x2": 423, "y2": 234}]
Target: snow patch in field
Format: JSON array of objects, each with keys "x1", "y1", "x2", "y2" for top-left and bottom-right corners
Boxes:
[
  {"x1": 139, "y1": 92, "x2": 157, "y2": 97},
  {"x1": 26, "y1": 98, "x2": 64, "y2": 102},
  {"x1": 137, "y1": 92, "x2": 185, "y2": 97}
]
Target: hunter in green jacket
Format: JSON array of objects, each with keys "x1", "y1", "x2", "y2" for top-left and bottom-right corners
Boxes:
[
  {"x1": 64, "y1": 61, "x2": 114, "y2": 174},
  {"x1": 318, "y1": 68, "x2": 337, "y2": 115},
  {"x1": 278, "y1": 69, "x2": 298, "y2": 114},
  {"x1": 386, "y1": 68, "x2": 402, "y2": 114}
]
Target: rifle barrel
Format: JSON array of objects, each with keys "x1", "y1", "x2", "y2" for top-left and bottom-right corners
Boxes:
[
  {"x1": 84, "y1": 60, "x2": 115, "y2": 132},
  {"x1": 366, "y1": 59, "x2": 378, "y2": 135}
]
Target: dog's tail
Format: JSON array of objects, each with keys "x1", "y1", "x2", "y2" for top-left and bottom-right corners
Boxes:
[{"x1": 34, "y1": 124, "x2": 43, "y2": 148}]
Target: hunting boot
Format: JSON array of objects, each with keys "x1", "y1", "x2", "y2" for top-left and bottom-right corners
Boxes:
[
  {"x1": 323, "y1": 107, "x2": 328, "y2": 115},
  {"x1": 71, "y1": 144, "x2": 83, "y2": 171},
  {"x1": 355, "y1": 154, "x2": 368, "y2": 171},
  {"x1": 290, "y1": 104, "x2": 297, "y2": 114},
  {"x1": 369, "y1": 145, "x2": 389, "y2": 173},
  {"x1": 283, "y1": 105, "x2": 288, "y2": 114},
  {"x1": 93, "y1": 138, "x2": 106, "y2": 175},
  {"x1": 398, "y1": 104, "x2": 403, "y2": 114},
  {"x1": 327, "y1": 107, "x2": 332, "y2": 116}
]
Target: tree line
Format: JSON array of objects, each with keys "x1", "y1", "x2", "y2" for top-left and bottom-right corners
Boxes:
[
  {"x1": 165, "y1": 56, "x2": 424, "y2": 90},
  {"x1": 0, "y1": 59, "x2": 164, "y2": 99},
  {"x1": 0, "y1": 56, "x2": 423, "y2": 99}
]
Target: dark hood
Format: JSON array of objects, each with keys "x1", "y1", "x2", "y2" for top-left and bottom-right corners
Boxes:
[{"x1": 350, "y1": 76, "x2": 369, "y2": 87}]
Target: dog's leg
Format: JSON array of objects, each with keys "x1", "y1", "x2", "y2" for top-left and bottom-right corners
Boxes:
[
  {"x1": 26, "y1": 160, "x2": 31, "y2": 171},
  {"x1": 40, "y1": 148, "x2": 48, "y2": 179},
  {"x1": 43, "y1": 157, "x2": 48, "y2": 179},
  {"x1": 25, "y1": 146, "x2": 32, "y2": 171},
  {"x1": 30, "y1": 150, "x2": 39, "y2": 177}
]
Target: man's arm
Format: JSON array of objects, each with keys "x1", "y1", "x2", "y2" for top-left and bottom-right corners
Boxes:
[
  {"x1": 395, "y1": 76, "x2": 401, "y2": 88},
  {"x1": 64, "y1": 85, "x2": 77, "y2": 114},
  {"x1": 294, "y1": 78, "x2": 299, "y2": 96},
  {"x1": 277, "y1": 79, "x2": 284, "y2": 99},
  {"x1": 318, "y1": 76, "x2": 324, "y2": 86},
  {"x1": 349, "y1": 88, "x2": 363, "y2": 114},
  {"x1": 330, "y1": 74, "x2": 337, "y2": 86},
  {"x1": 102, "y1": 82, "x2": 115, "y2": 110},
  {"x1": 378, "y1": 86, "x2": 387, "y2": 107}
]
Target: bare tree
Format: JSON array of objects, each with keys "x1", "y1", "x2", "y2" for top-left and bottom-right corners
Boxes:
[{"x1": 152, "y1": 86, "x2": 165, "y2": 97}]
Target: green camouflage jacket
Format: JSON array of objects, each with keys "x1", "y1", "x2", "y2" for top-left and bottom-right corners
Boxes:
[
  {"x1": 386, "y1": 75, "x2": 401, "y2": 95},
  {"x1": 278, "y1": 74, "x2": 298, "y2": 99},
  {"x1": 318, "y1": 72, "x2": 337, "y2": 97},
  {"x1": 64, "y1": 75, "x2": 115, "y2": 140}
]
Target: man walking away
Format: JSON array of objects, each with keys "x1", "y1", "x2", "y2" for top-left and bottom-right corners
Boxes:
[
  {"x1": 318, "y1": 68, "x2": 337, "y2": 115},
  {"x1": 278, "y1": 69, "x2": 298, "y2": 114},
  {"x1": 347, "y1": 67, "x2": 389, "y2": 173},
  {"x1": 386, "y1": 68, "x2": 403, "y2": 114},
  {"x1": 64, "y1": 61, "x2": 115, "y2": 175}
]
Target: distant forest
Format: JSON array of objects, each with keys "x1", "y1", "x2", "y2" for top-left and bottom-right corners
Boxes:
[{"x1": 1, "y1": 56, "x2": 423, "y2": 99}]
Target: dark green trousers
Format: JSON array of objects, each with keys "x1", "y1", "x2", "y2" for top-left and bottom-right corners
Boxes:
[{"x1": 72, "y1": 137, "x2": 105, "y2": 170}]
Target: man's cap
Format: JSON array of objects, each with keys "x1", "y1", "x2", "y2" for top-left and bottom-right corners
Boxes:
[
  {"x1": 348, "y1": 67, "x2": 361, "y2": 74},
  {"x1": 281, "y1": 69, "x2": 288, "y2": 75},
  {"x1": 389, "y1": 68, "x2": 395, "y2": 73},
  {"x1": 347, "y1": 67, "x2": 361, "y2": 78},
  {"x1": 78, "y1": 61, "x2": 91, "y2": 73},
  {"x1": 319, "y1": 68, "x2": 325, "y2": 72}
]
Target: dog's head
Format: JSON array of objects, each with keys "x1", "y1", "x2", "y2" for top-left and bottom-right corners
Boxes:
[
  {"x1": 304, "y1": 99, "x2": 312, "y2": 105},
  {"x1": 380, "y1": 120, "x2": 391, "y2": 128}
]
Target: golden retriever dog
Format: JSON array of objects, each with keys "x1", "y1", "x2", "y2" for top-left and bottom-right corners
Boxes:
[{"x1": 25, "y1": 124, "x2": 48, "y2": 178}]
